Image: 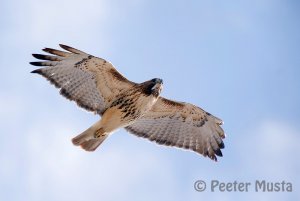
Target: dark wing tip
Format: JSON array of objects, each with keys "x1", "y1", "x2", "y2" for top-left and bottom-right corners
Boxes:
[
  {"x1": 32, "y1": 54, "x2": 50, "y2": 60},
  {"x1": 211, "y1": 137, "x2": 225, "y2": 160},
  {"x1": 29, "y1": 61, "x2": 54, "y2": 66},
  {"x1": 218, "y1": 141, "x2": 225, "y2": 149},
  {"x1": 42, "y1": 48, "x2": 52, "y2": 53},
  {"x1": 214, "y1": 149, "x2": 223, "y2": 157},
  {"x1": 59, "y1": 44, "x2": 69, "y2": 49},
  {"x1": 209, "y1": 154, "x2": 218, "y2": 162},
  {"x1": 59, "y1": 44, "x2": 81, "y2": 54},
  {"x1": 31, "y1": 69, "x2": 42, "y2": 74},
  {"x1": 42, "y1": 47, "x2": 69, "y2": 57},
  {"x1": 32, "y1": 54, "x2": 43, "y2": 59},
  {"x1": 30, "y1": 62, "x2": 43, "y2": 66},
  {"x1": 59, "y1": 44, "x2": 69, "y2": 47},
  {"x1": 59, "y1": 44, "x2": 87, "y2": 55}
]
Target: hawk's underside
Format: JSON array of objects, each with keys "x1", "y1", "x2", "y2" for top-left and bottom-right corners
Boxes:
[{"x1": 30, "y1": 44, "x2": 225, "y2": 161}]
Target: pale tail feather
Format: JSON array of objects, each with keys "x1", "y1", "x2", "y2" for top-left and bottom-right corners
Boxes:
[
  {"x1": 72, "y1": 120, "x2": 108, "y2": 151},
  {"x1": 80, "y1": 137, "x2": 107, "y2": 152}
]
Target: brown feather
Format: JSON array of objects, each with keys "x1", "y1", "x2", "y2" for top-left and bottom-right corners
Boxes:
[
  {"x1": 126, "y1": 97, "x2": 225, "y2": 161},
  {"x1": 30, "y1": 44, "x2": 137, "y2": 115}
]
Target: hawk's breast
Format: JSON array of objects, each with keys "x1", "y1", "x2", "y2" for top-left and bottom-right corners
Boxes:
[{"x1": 109, "y1": 90, "x2": 158, "y2": 123}]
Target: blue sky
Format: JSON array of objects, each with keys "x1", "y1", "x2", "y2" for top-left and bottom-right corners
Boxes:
[{"x1": 1, "y1": 0, "x2": 299, "y2": 200}]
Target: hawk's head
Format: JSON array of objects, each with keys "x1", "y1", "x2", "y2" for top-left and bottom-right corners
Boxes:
[{"x1": 141, "y1": 78, "x2": 163, "y2": 97}]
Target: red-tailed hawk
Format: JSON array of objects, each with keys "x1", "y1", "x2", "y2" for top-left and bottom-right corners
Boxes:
[{"x1": 30, "y1": 44, "x2": 225, "y2": 161}]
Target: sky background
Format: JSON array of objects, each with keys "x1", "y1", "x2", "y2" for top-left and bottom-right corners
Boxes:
[{"x1": 1, "y1": 0, "x2": 299, "y2": 200}]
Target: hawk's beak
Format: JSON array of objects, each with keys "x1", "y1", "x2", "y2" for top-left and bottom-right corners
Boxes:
[
  {"x1": 157, "y1": 78, "x2": 163, "y2": 84},
  {"x1": 151, "y1": 79, "x2": 163, "y2": 92}
]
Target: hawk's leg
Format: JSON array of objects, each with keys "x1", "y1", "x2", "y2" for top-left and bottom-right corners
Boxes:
[{"x1": 94, "y1": 128, "x2": 106, "y2": 138}]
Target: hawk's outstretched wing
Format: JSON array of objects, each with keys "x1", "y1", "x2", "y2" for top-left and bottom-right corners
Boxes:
[
  {"x1": 126, "y1": 97, "x2": 225, "y2": 161},
  {"x1": 30, "y1": 44, "x2": 136, "y2": 115}
]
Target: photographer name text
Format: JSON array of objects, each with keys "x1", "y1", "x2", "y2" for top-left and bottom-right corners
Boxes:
[{"x1": 194, "y1": 180, "x2": 292, "y2": 192}]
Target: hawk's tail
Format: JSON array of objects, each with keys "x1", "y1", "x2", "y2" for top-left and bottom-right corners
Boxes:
[{"x1": 72, "y1": 121, "x2": 108, "y2": 151}]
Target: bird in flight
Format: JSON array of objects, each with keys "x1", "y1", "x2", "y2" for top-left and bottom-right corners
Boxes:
[{"x1": 30, "y1": 44, "x2": 225, "y2": 161}]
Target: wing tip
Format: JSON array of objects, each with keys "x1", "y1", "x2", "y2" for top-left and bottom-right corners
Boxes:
[
  {"x1": 59, "y1": 44, "x2": 69, "y2": 49},
  {"x1": 215, "y1": 117, "x2": 224, "y2": 125},
  {"x1": 30, "y1": 62, "x2": 42, "y2": 67},
  {"x1": 214, "y1": 149, "x2": 223, "y2": 157},
  {"x1": 30, "y1": 69, "x2": 42, "y2": 74},
  {"x1": 219, "y1": 141, "x2": 225, "y2": 149},
  {"x1": 30, "y1": 61, "x2": 53, "y2": 66},
  {"x1": 42, "y1": 47, "x2": 53, "y2": 53},
  {"x1": 32, "y1": 54, "x2": 47, "y2": 60},
  {"x1": 32, "y1": 53, "x2": 38, "y2": 58},
  {"x1": 59, "y1": 44, "x2": 84, "y2": 54}
]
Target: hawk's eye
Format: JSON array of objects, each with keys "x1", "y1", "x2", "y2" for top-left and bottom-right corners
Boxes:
[
  {"x1": 143, "y1": 82, "x2": 156, "y2": 96},
  {"x1": 150, "y1": 78, "x2": 163, "y2": 84},
  {"x1": 150, "y1": 83, "x2": 157, "y2": 91}
]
